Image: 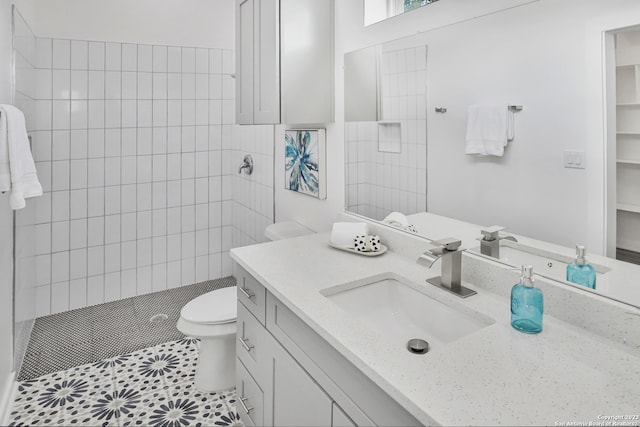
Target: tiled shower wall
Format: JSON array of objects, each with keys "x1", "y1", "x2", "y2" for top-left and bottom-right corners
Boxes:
[
  {"x1": 345, "y1": 44, "x2": 427, "y2": 221},
  {"x1": 12, "y1": 8, "x2": 38, "y2": 375},
  {"x1": 231, "y1": 125, "x2": 274, "y2": 248},
  {"x1": 30, "y1": 38, "x2": 236, "y2": 316}
]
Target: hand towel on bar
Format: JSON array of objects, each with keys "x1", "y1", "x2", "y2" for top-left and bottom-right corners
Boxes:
[
  {"x1": 330, "y1": 222, "x2": 369, "y2": 248},
  {"x1": 0, "y1": 104, "x2": 42, "y2": 209},
  {"x1": 465, "y1": 105, "x2": 512, "y2": 157}
]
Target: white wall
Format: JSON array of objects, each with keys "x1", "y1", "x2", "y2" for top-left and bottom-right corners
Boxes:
[
  {"x1": 21, "y1": 0, "x2": 235, "y2": 49},
  {"x1": 279, "y1": 0, "x2": 640, "y2": 254}
]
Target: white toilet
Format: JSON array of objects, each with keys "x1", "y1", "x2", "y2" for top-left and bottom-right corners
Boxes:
[
  {"x1": 176, "y1": 286, "x2": 237, "y2": 392},
  {"x1": 177, "y1": 221, "x2": 314, "y2": 392}
]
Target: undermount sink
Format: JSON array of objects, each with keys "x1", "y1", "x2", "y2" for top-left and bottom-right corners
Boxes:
[
  {"x1": 496, "y1": 241, "x2": 610, "y2": 284},
  {"x1": 321, "y1": 274, "x2": 492, "y2": 352}
]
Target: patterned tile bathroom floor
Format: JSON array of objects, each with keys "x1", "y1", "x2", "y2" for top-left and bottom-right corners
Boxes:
[
  {"x1": 19, "y1": 277, "x2": 236, "y2": 381},
  {"x1": 9, "y1": 338, "x2": 243, "y2": 427}
]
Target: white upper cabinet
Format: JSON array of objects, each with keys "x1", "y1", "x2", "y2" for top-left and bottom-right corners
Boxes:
[{"x1": 236, "y1": 0, "x2": 334, "y2": 125}]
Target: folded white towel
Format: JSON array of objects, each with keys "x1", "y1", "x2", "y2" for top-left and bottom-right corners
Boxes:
[
  {"x1": 465, "y1": 105, "x2": 512, "y2": 157},
  {"x1": 0, "y1": 105, "x2": 42, "y2": 209},
  {"x1": 331, "y1": 222, "x2": 369, "y2": 248}
]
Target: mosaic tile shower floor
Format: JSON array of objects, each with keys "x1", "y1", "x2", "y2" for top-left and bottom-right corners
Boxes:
[{"x1": 9, "y1": 339, "x2": 243, "y2": 427}]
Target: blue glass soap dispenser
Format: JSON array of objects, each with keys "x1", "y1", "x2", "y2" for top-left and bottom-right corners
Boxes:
[
  {"x1": 566, "y1": 245, "x2": 596, "y2": 289},
  {"x1": 511, "y1": 265, "x2": 543, "y2": 334}
]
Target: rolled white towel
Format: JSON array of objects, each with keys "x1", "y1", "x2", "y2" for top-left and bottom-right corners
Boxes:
[{"x1": 331, "y1": 222, "x2": 369, "y2": 248}]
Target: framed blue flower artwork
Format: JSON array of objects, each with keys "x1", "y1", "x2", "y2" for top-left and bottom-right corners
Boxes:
[{"x1": 284, "y1": 129, "x2": 326, "y2": 199}]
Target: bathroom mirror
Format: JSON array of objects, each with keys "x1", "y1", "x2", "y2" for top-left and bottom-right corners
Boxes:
[
  {"x1": 343, "y1": 12, "x2": 640, "y2": 309},
  {"x1": 364, "y1": 0, "x2": 439, "y2": 27}
]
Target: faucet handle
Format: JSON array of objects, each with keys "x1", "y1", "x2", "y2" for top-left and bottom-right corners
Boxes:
[
  {"x1": 433, "y1": 238, "x2": 462, "y2": 251},
  {"x1": 481, "y1": 226, "x2": 505, "y2": 241}
]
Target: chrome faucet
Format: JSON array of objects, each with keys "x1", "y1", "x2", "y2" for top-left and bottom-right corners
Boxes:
[
  {"x1": 238, "y1": 154, "x2": 253, "y2": 175},
  {"x1": 478, "y1": 226, "x2": 517, "y2": 258},
  {"x1": 417, "y1": 238, "x2": 477, "y2": 298}
]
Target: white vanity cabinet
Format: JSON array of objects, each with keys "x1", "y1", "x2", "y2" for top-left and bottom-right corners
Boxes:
[
  {"x1": 235, "y1": 0, "x2": 334, "y2": 125},
  {"x1": 233, "y1": 263, "x2": 421, "y2": 427}
]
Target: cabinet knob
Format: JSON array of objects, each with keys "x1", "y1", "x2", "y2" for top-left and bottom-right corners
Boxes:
[
  {"x1": 239, "y1": 396, "x2": 254, "y2": 413},
  {"x1": 239, "y1": 336, "x2": 254, "y2": 352},
  {"x1": 239, "y1": 286, "x2": 255, "y2": 300}
]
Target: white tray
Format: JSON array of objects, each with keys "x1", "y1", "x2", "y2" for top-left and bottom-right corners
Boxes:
[{"x1": 328, "y1": 243, "x2": 388, "y2": 257}]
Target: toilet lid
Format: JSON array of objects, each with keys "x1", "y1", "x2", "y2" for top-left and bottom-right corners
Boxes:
[{"x1": 181, "y1": 287, "x2": 237, "y2": 325}]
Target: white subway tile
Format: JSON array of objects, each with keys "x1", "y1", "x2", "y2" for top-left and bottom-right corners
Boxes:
[
  {"x1": 70, "y1": 100, "x2": 87, "y2": 129},
  {"x1": 208, "y1": 253, "x2": 221, "y2": 279},
  {"x1": 69, "y1": 248, "x2": 87, "y2": 280},
  {"x1": 36, "y1": 254, "x2": 52, "y2": 286},
  {"x1": 168, "y1": 74, "x2": 181, "y2": 99},
  {"x1": 138, "y1": 45, "x2": 152, "y2": 72},
  {"x1": 88, "y1": 159, "x2": 105, "y2": 189},
  {"x1": 122, "y1": 44, "x2": 137, "y2": 71},
  {"x1": 153, "y1": 45, "x2": 167, "y2": 72},
  {"x1": 88, "y1": 100, "x2": 105, "y2": 129},
  {"x1": 88, "y1": 246, "x2": 104, "y2": 276},
  {"x1": 53, "y1": 39, "x2": 71, "y2": 69},
  {"x1": 195, "y1": 255, "x2": 209, "y2": 282},
  {"x1": 52, "y1": 100, "x2": 70, "y2": 130},
  {"x1": 182, "y1": 48, "x2": 195, "y2": 73},
  {"x1": 87, "y1": 217, "x2": 104, "y2": 246},
  {"x1": 120, "y1": 268, "x2": 136, "y2": 298},
  {"x1": 51, "y1": 281, "x2": 70, "y2": 314},
  {"x1": 70, "y1": 159, "x2": 88, "y2": 189},
  {"x1": 121, "y1": 128, "x2": 136, "y2": 156},
  {"x1": 137, "y1": 183, "x2": 152, "y2": 211},
  {"x1": 87, "y1": 275, "x2": 104, "y2": 306},
  {"x1": 105, "y1": 71, "x2": 121, "y2": 99},
  {"x1": 104, "y1": 186, "x2": 121, "y2": 214},
  {"x1": 69, "y1": 278, "x2": 87, "y2": 309},
  {"x1": 51, "y1": 190, "x2": 70, "y2": 221},
  {"x1": 104, "y1": 271, "x2": 120, "y2": 301},
  {"x1": 167, "y1": 261, "x2": 181, "y2": 288},
  {"x1": 35, "y1": 285, "x2": 51, "y2": 317},
  {"x1": 137, "y1": 100, "x2": 152, "y2": 128},
  {"x1": 152, "y1": 263, "x2": 167, "y2": 292},
  {"x1": 70, "y1": 189, "x2": 88, "y2": 219},
  {"x1": 181, "y1": 205, "x2": 195, "y2": 232},
  {"x1": 137, "y1": 239, "x2": 152, "y2": 267},
  {"x1": 153, "y1": 74, "x2": 168, "y2": 100},
  {"x1": 71, "y1": 70, "x2": 88, "y2": 99},
  {"x1": 51, "y1": 251, "x2": 70, "y2": 283},
  {"x1": 181, "y1": 258, "x2": 194, "y2": 286},
  {"x1": 121, "y1": 100, "x2": 137, "y2": 128},
  {"x1": 168, "y1": 47, "x2": 181, "y2": 73},
  {"x1": 209, "y1": 49, "x2": 222, "y2": 74},
  {"x1": 105, "y1": 43, "x2": 122, "y2": 71},
  {"x1": 37, "y1": 38, "x2": 52, "y2": 68},
  {"x1": 121, "y1": 184, "x2": 137, "y2": 213},
  {"x1": 105, "y1": 242, "x2": 121, "y2": 273},
  {"x1": 138, "y1": 72, "x2": 152, "y2": 99},
  {"x1": 71, "y1": 41, "x2": 88, "y2": 70},
  {"x1": 152, "y1": 208, "x2": 167, "y2": 236},
  {"x1": 36, "y1": 101, "x2": 52, "y2": 131},
  {"x1": 88, "y1": 42, "x2": 105, "y2": 70},
  {"x1": 182, "y1": 74, "x2": 195, "y2": 99}
]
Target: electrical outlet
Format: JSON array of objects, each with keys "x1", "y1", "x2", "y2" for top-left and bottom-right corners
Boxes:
[{"x1": 564, "y1": 150, "x2": 585, "y2": 169}]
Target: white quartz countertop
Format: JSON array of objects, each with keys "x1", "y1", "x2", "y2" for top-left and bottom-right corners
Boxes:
[{"x1": 230, "y1": 233, "x2": 640, "y2": 426}]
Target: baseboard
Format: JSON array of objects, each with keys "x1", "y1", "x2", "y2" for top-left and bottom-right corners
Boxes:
[{"x1": 0, "y1": 371, "x2": 17, "y2": 426}]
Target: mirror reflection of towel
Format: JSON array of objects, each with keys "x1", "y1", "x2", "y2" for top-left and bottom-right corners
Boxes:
[{"x1": 465, "y1": 105, "x2": 513, "y2": 157}]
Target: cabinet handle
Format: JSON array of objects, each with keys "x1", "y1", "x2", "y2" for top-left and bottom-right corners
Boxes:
[
  {"x1": 239, "y1": 396, "x2": 254, "y2": 413},
  {"x1": 238, "y1": 336, "x2": 254, "y2": 352},
  {"x1": 239, "y1": 286, "x2": 255, "y2": 300}
]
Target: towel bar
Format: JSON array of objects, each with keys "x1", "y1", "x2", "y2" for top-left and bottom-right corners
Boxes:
[{"x1": 508, "y1": 105, "x2": 523, "y2": 111}]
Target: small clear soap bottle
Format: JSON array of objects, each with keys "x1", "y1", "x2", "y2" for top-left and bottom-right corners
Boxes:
[
  {"x1": 511, "y1": 265, "x2": 543, "y2": 334},
  {"x1": 566, "y1": 245, "x2": 596, "y2": 289}
]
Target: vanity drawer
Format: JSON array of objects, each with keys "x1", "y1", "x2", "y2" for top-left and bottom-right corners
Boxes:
[
  {"x1": 236, "y1": 358, "x2": 264, "y2": 427},
  {"x1": 234, "y1": 263, "x2": 266, "y2": 325},
  {"x1": 237, "y1": 301, "x2": 268, "y2": 386}
]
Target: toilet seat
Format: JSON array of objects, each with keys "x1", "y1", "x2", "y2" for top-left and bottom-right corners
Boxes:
[{"x1": 180, "y1": 287, "x2": 237, "y2": 325}]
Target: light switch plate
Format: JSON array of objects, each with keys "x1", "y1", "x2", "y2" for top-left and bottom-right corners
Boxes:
[{"x1": 564, "y1": 150, "x2": 585, "y2": 169}]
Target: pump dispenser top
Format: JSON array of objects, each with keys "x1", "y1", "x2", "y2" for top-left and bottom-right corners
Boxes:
[{"x1": 566, "y1": 244, "x2": 596, "y2": 289}]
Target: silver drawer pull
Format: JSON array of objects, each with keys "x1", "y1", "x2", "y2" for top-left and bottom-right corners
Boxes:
[
  {"x1": 239, "y1": 396, "x2": 254, "y2": 413},
  {"x1": 238, "y1": 336, "x2": 254, "y2": 352},
  {"x1": 239, "y1": 286, "x2": 255, "y2": 300}
]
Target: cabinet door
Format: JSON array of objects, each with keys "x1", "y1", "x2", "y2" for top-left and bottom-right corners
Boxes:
[
  {"x1": 332, "y1": 402, "x2": 357, "y2": 427},
  {"x1": 268, "y1": 334, "x2": 332, "y2": 426},
  {"x1": 280, "y1": 0, "x2": 334, "y2": 124},
  {"x1": 253, "y1": 0, "x2": 280, "y2": 124},
  {"x1": 236, "y1": 0, "x2": 254, "y2": 124}
]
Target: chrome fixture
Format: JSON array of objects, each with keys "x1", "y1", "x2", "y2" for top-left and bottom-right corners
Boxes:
[
  {"x1": 407, "y1": 338, "x2": 429, "y2": 354},
  {"x1": 478, "y1": 226, "x2": 518, "y2": 258},
  {"x1": 508, "y1": 105, "x2": 523, "y2": 111},
  {"x1": 238, "y1": 154, "x2": 253, "y2": 175},
  {"x1": 417, "y1": 238, "x2": 477, "y2": 298},
  {"x1": 435, "y1": 107, "x2": 447, "y2": 113}
]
